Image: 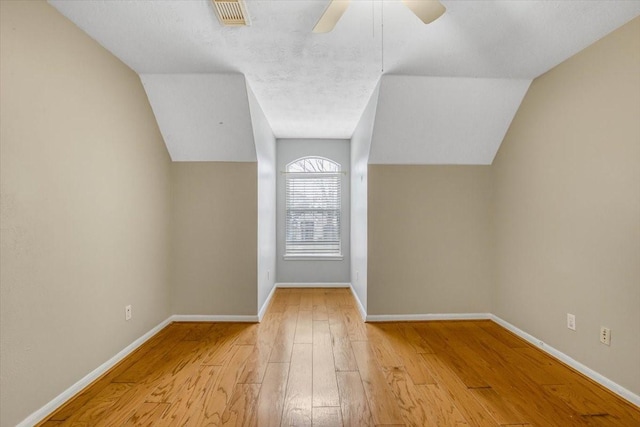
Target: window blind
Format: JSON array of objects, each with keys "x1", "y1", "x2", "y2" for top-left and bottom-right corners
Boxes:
[{"x1": 285, "y1": 172, "x2": 341, "y2": 256}]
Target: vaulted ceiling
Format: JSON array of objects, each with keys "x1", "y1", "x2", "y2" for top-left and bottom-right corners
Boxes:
[{"x1": 49, "y1": 0, "x2": 640, "y2": 163}]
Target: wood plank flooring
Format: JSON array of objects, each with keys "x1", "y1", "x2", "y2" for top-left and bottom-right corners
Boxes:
[{"x1": 39, "y1": 288, "x2": 640, "y2": 426}]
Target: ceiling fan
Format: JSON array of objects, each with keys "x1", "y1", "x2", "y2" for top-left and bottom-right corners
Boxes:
[{"x1": 313, "y1": 0, "x2": 446, "y2": 33}]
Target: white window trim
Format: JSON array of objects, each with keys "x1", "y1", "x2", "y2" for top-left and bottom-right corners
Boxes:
[{"x1": 283, "y1": 254, "x2": 344, "y2": 261}]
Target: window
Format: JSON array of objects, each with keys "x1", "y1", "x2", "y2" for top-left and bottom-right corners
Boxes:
[{"x1": 285, "y1": 157, "x2": 341, "y2": 258}]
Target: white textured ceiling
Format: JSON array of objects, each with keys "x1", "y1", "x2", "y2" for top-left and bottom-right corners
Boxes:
[{"x1": 49, "y1": 0, "x2": 640, "y2": 160}]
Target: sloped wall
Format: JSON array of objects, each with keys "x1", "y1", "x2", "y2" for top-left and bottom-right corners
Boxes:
[
  {"x1": 493, "y1": 17, "x2": 640, "y2": 395},
  {"x1": 0, "y1": 2, "x2": 172, "y2": 425}
]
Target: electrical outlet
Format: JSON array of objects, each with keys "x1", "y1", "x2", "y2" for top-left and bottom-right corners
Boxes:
[
  {"x1": 267, "y1": 270, "x2": 270, "y2": 281},
  {"x1": 125, "y1": 305, "x2": 132, "y2": 321},
  {"x1": 600, "y1": 327, "x2": 611, "y2": 346},
  {"x1": 567, "y1": 313, "x2": 576, "y2": 331}
]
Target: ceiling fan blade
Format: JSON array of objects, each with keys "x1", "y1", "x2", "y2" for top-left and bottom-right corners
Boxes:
[
  {"x1": 401, "y1": 0, "x2": 446, "y2": 25},
  {"x1": 313, "y1": 0, "x2": 350, "y2": 33}
]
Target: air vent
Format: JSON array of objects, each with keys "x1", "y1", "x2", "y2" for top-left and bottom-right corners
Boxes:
[{"x1": 211, "y1": 0, "x2": 250, "y2": 26}]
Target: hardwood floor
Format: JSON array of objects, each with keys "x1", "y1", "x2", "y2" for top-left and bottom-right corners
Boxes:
[{"x1": 39, "y1": 288, "x2": 640, "y2": 426}]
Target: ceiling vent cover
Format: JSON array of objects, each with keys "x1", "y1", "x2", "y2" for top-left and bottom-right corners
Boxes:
[{"x1": 211, "y1": 0, "x2": 250, "y2": 26}]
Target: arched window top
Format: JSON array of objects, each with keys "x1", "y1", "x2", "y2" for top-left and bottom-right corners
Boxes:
[{"x1": 286, "y1": 156, "x2": 340, "y2": 173}]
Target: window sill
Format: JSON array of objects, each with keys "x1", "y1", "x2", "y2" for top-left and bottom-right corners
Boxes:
[{"x1": 284, "y1": 255, "x2": 344, "y2": 261}]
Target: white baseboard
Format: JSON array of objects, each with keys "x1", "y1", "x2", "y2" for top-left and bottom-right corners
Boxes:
[
  {"x1": 258, "y1": 283, "x2": 278, "y2": 321},
  {"x1": 491, "y1": 314, "x2": 640, "y2": 407},
  {"x1": 359, "y1": 308, "x2": 640, "y2": 406},
  {"x1": 275, "y1": 282, "x2": 351, "y2": 288},
  {"x1": 21, "y1": 312, "x2": 261, "y2": 425},
  {"x1": 171, "y1": 314, "x2": 258, "y2": 323},
  {"x1": 349, "y1": 286, "x2": 368, "y2": 321},
  {"x1": 17, "y1": 316, "x2": 173, "y2": 427},
  {"x1": 366, "y1": 313, "x2": 492, "y2": 322},
  {"x1": 20, "y1": 307, "x2": 639, "y2": 426}
]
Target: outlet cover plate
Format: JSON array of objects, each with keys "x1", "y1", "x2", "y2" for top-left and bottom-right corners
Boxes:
[{"x1": 567, "y1": 313, "x2": 576, "y2": 331}]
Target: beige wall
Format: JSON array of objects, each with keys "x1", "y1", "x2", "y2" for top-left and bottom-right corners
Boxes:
[
  {"x1": 368, "y1": 165, "x2": 493, "y2": 315},
  {"x1": 0, "y1": 1, "x2": 172, "y2": 426},
  {"x1": 1, "y1": 1, "x2": 637, "y2": 424},
  {"x1": 493, "y1": 17, "x2": 640, "y2": 395},
  {"x1": 171, "y1": 162, "x2": 257, "y2": 315}
]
